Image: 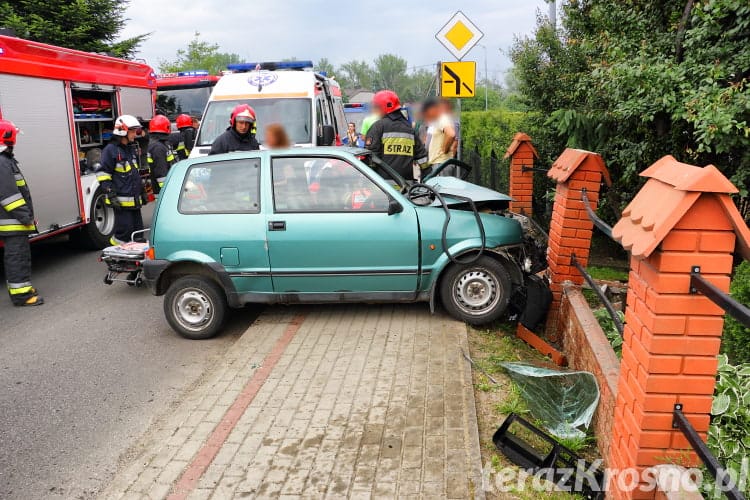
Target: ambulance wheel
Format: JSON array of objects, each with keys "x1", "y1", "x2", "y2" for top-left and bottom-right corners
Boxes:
[
  {"x1": 439, "y1": 256, "x2": 512, "y2": 325},
  {"x1": 164, "y1": 276, "x2": 227, "y2": 340},
  {"x1": 75, "y1": 187, "x2": 115, "y2": 249}
]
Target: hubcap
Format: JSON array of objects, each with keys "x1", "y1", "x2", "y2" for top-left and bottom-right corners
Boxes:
[
  {"x1": 174, "y1": 288, "x2": 213, "y2": 331},
  {"x1": 454, "y1": 269, "x2": 500, "y2": 316},
  {"x1": 93, "y1": 193, "x2": 115, "y2": 236}
]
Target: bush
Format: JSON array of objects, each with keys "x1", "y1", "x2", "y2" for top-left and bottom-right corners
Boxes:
[
  {"x1": 722, "y1": 261, "x2": 750, "y2": 364},
  {"x1": 703, "y1": 355, "x2": 750, "y2": 498}
]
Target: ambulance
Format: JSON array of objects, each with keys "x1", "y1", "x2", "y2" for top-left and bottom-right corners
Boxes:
[
  {"x1": 156, "y1": 70, "x2": 220, "y2": 122},
  {"x1": 191, "y1": 61, "x2": 347, "y2": 156},
  {"x1": 0, "y1": 34, "x2": 156, "y2": 248}
]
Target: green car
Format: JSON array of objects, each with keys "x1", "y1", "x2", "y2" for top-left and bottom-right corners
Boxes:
[{"x1": 144, "y1": 148, "x2": 547, "y2": 339}]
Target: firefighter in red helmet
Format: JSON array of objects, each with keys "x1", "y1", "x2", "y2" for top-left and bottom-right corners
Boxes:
[
  {"x1": 209, "y1": 104, "x2": 259, "y2": 155},
  {"x1": 365, "y1": 90, "x2": 427, "y2": 181},
  {"x1": 169, "y1": 113, "x2": 196, "y2": 160},
  {"x1": 147, "y1": 115, "x2": 178, "y2": 195},
  {"x1": 0, "y1": 119, "x2": 43, "y2": 306}
]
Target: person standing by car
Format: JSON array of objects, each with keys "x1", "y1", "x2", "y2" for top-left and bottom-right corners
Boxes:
[
  {"x1": 0, "y1": 119, "x2": 43, "y2": 306},
  {"x1": 343, "y1": 122, "x2": 364, "y2": 147},
  {"x1": 365, "y1": 90, "x2": 428, "y2": 181},
  {"x1": 209, "y1": 104, "x2": 260, "y2": 155},
  {"x1": 97, "y1": 115, "x2": 147, "y2": 245},
  {"x1": 169, "y1": 113, "x2": 196, "y2": 160},
  {"x1": 147, "y1": 115, "x2": 178, "y2": 195},
  {"x1": 422, "y1": 97, "x2": 457, "y2": 171}
]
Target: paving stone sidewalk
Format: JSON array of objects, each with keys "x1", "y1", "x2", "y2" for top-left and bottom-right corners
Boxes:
[{"x1": 99, "y1": 304, "x2": 485, "y2": 499}]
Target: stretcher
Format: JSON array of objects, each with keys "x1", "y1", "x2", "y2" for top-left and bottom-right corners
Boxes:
[{"x1": 99, "y1": 230, "x2": 149, "y2": 287}]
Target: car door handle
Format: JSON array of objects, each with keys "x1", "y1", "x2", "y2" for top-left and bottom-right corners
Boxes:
[{"x1": 268, "y1": 221, "x2": 286, "y2": 231}]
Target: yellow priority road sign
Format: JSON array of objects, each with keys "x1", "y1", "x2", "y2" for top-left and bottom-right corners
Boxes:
[{"x1": 440, "y1": 61, "x2": 476, "y2": 98}]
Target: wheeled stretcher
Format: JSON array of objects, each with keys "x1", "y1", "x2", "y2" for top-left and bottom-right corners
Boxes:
[{"x1": 99, "y1": 229, "x2": 149, "y2": 287}]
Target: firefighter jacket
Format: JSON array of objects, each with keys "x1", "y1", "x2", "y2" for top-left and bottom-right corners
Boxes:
[
  {"x1": 147, "y1": 137, "x2": 177, "y2": 193},
  {"x1": 365, "y1": 111, "x2": 428, "y2": 180},
  {"x1": 209, "y1": 128, "x2": 260, "y2": 155},
  {"x1": 97, "y1": 141, "x2": 145, "y2": 210},
  {"x1": 169, "y1": 127, "x2": 196, "y2": 160},
  {"x1": 0, "y1": 151, "x2": 36, "y2": 236}
]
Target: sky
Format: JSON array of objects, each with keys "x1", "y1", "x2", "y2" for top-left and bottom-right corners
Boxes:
[{"x1": 120, "y1": 1, "x2": 551, "y2": 83}]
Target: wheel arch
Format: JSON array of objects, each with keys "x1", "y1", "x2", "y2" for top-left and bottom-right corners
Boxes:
[{"x1": 155, "y1": 261, "x2": 240, "y2": 307}]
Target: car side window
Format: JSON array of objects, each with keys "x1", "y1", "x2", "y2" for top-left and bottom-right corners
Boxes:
[
  {"x1": 272, "y1": 156, "x2": 390, "y2": 213},
  {"x1": 179, "y1": 158, "x2": 260, "y2": 214}
]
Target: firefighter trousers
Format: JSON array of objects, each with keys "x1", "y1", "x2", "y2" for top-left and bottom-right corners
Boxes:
[
  {"x1": 2, "y1": 234, "x2": 34, "y2": 304},
  {"x1": 112, "y1": 208, "x2": 144, "y2": 244}
]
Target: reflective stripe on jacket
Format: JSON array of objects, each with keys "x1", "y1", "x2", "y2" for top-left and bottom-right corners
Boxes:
[{"x1": 0, "y1": 152, "x2": 36, "y2": 236}]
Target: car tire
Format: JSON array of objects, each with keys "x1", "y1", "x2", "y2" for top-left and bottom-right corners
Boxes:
[
  {"x1": 439, "y1": 256, "x2": 513, "y2": 325},
  {"x1": 164, "y1": 276, "x2": 227, "y2": 340},
  {"x1": 73, "y1": 187, "x2": 115, "y2": 249}
]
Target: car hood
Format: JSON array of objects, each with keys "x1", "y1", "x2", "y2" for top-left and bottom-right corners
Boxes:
[{"x1": 424, "y1": 176, "x2": 512, "y2": 207}]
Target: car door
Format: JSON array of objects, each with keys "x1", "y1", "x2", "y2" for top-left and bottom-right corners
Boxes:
[
  {"x1": 266, "y1": 154, "x2": 420, "y2": 297},
  {"x1": 175, "y1": 156, "x2": 272, "y2": 294}
]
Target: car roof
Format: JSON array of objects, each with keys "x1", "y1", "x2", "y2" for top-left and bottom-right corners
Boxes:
[{"x1": 182, "y1": 147, "x2": 364, "y2": 165}]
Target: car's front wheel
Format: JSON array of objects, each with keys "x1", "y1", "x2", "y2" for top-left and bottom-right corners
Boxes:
[
  {"x1": 439, "y1": 256, "x2": 512, "y2": 325},
  {"x1": 164, "y1": 276, "x2": 227, "y2": 339}
]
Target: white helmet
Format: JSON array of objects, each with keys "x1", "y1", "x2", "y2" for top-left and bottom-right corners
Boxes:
[{"x1": 113, "y1": 115, "x2": 142, "y2": 136}]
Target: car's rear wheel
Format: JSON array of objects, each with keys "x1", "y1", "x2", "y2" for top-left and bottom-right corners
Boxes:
[
  {"x1": 164, "y1": 276, "x2": 227, "y2": 339},
  {"x1": 439, "y1": 256, "x2": 512, "y2": 325}
]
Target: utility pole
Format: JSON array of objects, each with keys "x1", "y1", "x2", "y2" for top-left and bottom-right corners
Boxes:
[
  {"x1": 547, "y1": 0, "x2": 557, "y2": 30},
  {"x1": 479, "y1": 44, "x2": 488, "y2": 111}
]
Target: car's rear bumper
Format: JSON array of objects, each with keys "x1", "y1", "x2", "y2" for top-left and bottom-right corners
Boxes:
[{"x1": 142, "y1": 259, "x2": 170, "y2": 294}]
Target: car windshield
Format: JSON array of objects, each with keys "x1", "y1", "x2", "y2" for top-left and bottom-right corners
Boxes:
[
  {"x1": 157, "y1": 87, "x2": 213, "y2": 120},
  {"x1": 196, "y1": 98, "x2": 312, "y2": 147}
]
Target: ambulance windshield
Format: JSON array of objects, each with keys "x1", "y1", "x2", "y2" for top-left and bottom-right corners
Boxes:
[{"x1": 197, "y1": 98, "x2": 312, "y2": 146}]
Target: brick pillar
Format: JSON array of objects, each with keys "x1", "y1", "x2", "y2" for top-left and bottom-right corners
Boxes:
[
  {"x1": 545, "y1": 149, "x2": 611, "y2": 337},
  {"x1": 504, "y1": 132, "x2": 538, "y2": 216},
  {"x1": 609, "y1": 157, "x2": 750, "y2": 499}
]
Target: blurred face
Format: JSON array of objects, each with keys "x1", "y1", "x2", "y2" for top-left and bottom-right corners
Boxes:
[
  {"x1": 234, "y1": 120, "x2": 251, "y2": 135},
  {"x1": 264, "y1": 129, "x2": 278, "y2": 148},
  {"x1": 423, "y1": 106, "x2": 438, "y2": 123}
]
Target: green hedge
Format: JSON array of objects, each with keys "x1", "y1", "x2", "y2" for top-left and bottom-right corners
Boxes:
[
  {"x1": 460, "y1": 110, "x2": 526, "y2": 160},
  {"x1": 722, "y1": 261, "x2": 750, "y2": 364}
]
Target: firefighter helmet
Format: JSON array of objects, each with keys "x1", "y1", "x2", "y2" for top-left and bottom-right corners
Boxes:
[
  {"x1": 113, "y1": 115, "x2": 142, "y2": 136},
  {"x1": 230, "y1": 104, "x2": 256, "y2": 127},
  {"x1": 149, "y1": 115, "x2": 171, "y2": 134},
  {"x1": 176, "y1": 114, "x2": 193, "y2": 129},
  {"x1": 372, "y1": 90, "x2": 401, "y2": 114},
  {"x1": 0, "y1": 119, "x2": 19, "y2": 147}
]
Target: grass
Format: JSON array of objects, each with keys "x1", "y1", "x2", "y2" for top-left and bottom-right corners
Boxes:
[
  {"x1": 467, "y1": 323, "x2": 596, "y2": 499},
  {"x1": 586, "y1": 265, "x2": 629, "y2": 282}
]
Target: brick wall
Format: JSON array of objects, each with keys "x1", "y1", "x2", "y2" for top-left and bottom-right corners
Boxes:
[{"x1": 560, "y1": 283, "x2": 620, "y2": 464}]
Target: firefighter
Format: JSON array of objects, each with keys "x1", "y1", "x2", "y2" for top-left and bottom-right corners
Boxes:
[
  {"x1": 209, "y1": 104, "x2": 259, "y2": 155},
  {"x1": 97, "y1": 115, "x2": 147, "y2": 245},
  {"x1": 365, "y1": 90, "x2": 428, "y2": 181},
  {"x1": 0, "y1": 119, "x2": 43, "y2": 306},
  {"x1": 169, "y1": 113, "x2": 196, "y2": 160},
  {"x1": 147, "y1": 115, "x2": 178, "y2": 195}
]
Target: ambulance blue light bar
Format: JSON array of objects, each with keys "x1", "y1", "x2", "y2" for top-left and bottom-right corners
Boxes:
[{"x1": 227, "y1": 60, "x2": 314, "y2": 72}]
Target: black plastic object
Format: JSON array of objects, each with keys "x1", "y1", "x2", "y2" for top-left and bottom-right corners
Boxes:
[
  {"x1": 493, "y1": 413, "x2": 605, "y2": 499},
  {"x1": 519, "y1": 274, "x2": 552, "y2": 331}
]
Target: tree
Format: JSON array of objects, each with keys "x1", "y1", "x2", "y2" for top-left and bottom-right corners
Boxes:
[
  {"x1": 0, "y1": 0, "x2": 148, "y2": 58},
  {"x1": 338, "y1": 60, "x2": 376, "y2": 90},
  {"x1": 372, "y1": 54, "x2": 409, "y2": 92},
  {"x1": 511, "y1": 0, "x2": 750, "y2": 217},
  {"x1": 315, "y1": 58, "x2": 335, "y2": 77},
  {"x1": 159, "y1": 32, "x2": 241, "y2": 75}
]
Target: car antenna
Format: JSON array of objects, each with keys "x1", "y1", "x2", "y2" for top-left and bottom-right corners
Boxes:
[{"x1": 255, "y1": 63, "x2": 263, "y2": 92}]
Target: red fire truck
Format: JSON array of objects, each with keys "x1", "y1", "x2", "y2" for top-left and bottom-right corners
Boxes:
[
  {"x1": 156, "y1": 71, "x2": 220, "y2": 122},
  {"x1": 0, "y1": 35, "x2": 157, "y2": 248}
]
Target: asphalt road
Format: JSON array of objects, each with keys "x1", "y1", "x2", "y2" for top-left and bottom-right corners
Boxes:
[{"x1": 0, "y1": 207, "x2": 260, "y2": 499}]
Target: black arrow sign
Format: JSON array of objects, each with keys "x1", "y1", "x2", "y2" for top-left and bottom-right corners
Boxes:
[{"x1": 443, "y1": 65, "x2": 473, "y2": 95}]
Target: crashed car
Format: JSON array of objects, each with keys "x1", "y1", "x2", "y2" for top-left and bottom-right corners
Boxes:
[{"x1": 143, "y1": 147, "x2": 548, "y2": 339}]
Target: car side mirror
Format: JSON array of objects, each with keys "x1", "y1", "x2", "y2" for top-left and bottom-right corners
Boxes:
[
  {"x1": 318, "y1": 125, "x2": 335, "y2": 146},
  {"x1": 387, "y1": 198, "x2": 403, "y2": 216}
]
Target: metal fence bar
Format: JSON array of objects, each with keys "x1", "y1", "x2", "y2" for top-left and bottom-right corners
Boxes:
[
  {"x1": 690, "y1": 267, "x2": 750, "y2": 329},
  {"x1": 489, "y1": 151, "x2": 497, "y2": 190},
  {"x1": 571, "y1": 253, "x2": 624, "y2": 336},
  {"x1": 672, "y1": 404, "x2": 746, "y2": 500},
  {"x1": 581, "y1": 187, "x2": 613, "y2": 239},
  {"x1": 521, "y1": 166, "x2": 551, "y2": 174}
]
